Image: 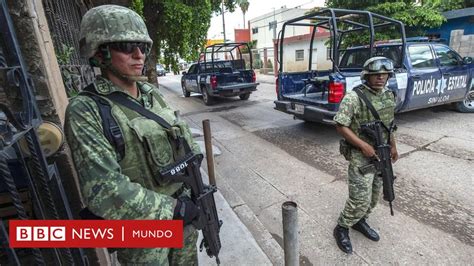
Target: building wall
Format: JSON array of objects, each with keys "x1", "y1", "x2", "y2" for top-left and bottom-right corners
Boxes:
[
  {"x1": 426, "y1": 17, "x2": 474, "y2": 43},
  {"x1": 424, "y1": 8, "x2": 474, "y2": 57},
  {"x1": 249, "y1": 8, "x2": 310, "y2": 50},
  {"x1": 450, "y1": 29, "x2": 474, "y2": 58},
  {"x1": 282, "y1": 38, "x2": 331, "y2": 72},
  {"x1": 235, "y1": 28, "x2": 250, "y2": 43}
]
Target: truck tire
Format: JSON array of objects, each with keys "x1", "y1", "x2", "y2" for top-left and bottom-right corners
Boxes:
[
  {"x1": 201, "y1": 87, "x2": 214, "y2": 105},
  {"x1": 454, "y1": 90, "x2": 474, "y2": 113},
  {"x1": 239, "y1": 93, "x2": 250, "y2": 100},
  {"x1": 181, "y1": 81, "x2": 190, "y2": 97}
]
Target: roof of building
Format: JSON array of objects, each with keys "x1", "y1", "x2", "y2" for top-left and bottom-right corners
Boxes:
[{"x1": 442, "y1": 7, "x2": 474, "y2": 20}]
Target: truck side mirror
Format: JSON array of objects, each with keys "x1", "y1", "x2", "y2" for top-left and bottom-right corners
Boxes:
[
  {"x1": 182, "y1": 71, "x2": 187, "y2": 75},
  {"x1": 462, "y1": 56, "x2": 472, "y2": 64}
]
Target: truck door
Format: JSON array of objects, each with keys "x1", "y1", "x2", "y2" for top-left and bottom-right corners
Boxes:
[
  {"x1": 185, "y1": 64, "x2": 199, "y2": 92},
  {"x1": 433, "y1": 44, "x2": 470, "y2": 103},
  {"x1": 405, "y1": 44, "x2": 442, "y2": 110}
]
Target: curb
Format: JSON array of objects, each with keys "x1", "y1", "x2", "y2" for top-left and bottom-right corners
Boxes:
[{"x1": 215, "y1": 173, "x2": 285, "y2": 266}]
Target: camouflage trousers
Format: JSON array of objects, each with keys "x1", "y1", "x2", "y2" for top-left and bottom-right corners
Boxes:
[
  {"x1": 337, "y1": 162, "x2": 383, "y2": 228},
  {"x1": 116, "y1": 227, "x2": 198, "y2": 265}
]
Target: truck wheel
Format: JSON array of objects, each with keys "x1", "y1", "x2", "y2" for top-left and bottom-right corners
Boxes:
[
  {"x1": 239, "y1": 93, "x2": 250, "y2": 100},
  {"x1": 201, "y1": 87, "x2": 214, "y2": 105},
  {"x1": 455, "y1": 90, "x2": 474, "y2": 113},
  {"x1": 181, "y1": 82, "x2": 190, "y2": 97}
]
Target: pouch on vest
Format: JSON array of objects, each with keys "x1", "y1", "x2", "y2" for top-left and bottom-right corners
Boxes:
[
  {"x1": 339, "y1": 139, "x2": 352, "y2": 161},
  {"x1": 128, "y1": 116, "x2": 174, "y2": 185}
]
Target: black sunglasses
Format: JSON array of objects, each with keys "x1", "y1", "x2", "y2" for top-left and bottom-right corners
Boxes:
[{"x1": 107, "y1": 42, "x2": 150, "y2": 55}]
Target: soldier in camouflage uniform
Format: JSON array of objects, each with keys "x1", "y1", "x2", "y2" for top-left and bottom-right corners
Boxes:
[
  {"x1": 332, "y1": 57, "x2": 399, "y2": 254},
  {"x1": 64, "y1": 5, "x2": 201, "y2": 265}
]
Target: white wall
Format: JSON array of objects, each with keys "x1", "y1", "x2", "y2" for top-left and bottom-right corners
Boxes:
[
  {"x1": 249, "y1": 8, "x2": 310, "y2": 50},
  {"x1": 282, "y1": 37, "x2": 331, "y2": 72},
  {"x1": 450, "y1": 29, "x2": 474, "y2": 58}
]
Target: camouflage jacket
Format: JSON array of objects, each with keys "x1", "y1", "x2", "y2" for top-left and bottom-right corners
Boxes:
[
  {"x1": 65, "y1": 77, "x2": 200, "y2": 220},
  {"x1": 333, "y1": 83, "x2": 396, "y2": 165}
]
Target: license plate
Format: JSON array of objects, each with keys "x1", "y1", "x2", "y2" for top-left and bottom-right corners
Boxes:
[
  {"x1": 233, "y1": 89, "x2": 240, "y2": 93},
  {"x1": 294, "y1": 104, "x2": 304, "y2": 114}
]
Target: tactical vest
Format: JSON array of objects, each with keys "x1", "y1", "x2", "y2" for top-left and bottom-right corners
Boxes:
[
  {"x1": 340, "y1": 84, "x2": 396, "y2": 165},
  {"x1": 353, "y1": 84, "x2": 396, "y2": 145},
  {"x1": 80, "y1": 82, "x2": 197, "y2": 196}
]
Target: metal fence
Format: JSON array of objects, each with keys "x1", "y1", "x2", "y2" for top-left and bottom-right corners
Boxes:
[
  {"x1": 42, "y1": 0, "x2": 94, "y2": 97},
  {"x1": 0, "y1": 0, "x2": 87, "y2": 264}
]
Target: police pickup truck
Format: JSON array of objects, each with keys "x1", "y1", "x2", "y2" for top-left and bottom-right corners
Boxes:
[
  {"x1": 274, "y1": 9, "x2": 474, "y2": 124},
  {"x1": 181, "y1": 42, "x2": 259, "y2": 105}
]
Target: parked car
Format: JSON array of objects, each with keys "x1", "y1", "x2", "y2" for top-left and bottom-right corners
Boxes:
[
  {"x1": 156, "y1": 64, "x2": 166, "y2": 76},
  {"x1": 181, "y1": 42, "x2": 259, "y2": 105},
  {"x1": 274, "y1": 8, "x2": 474, "y2": 124}
]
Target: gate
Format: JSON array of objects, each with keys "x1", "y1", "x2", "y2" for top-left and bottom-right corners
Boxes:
[
  {"x1": 43, "y1": 0, "x2": 95, "y2": 96},
  {"x1": 0, "y1": 0, "x2": 87, "y2": 264}
]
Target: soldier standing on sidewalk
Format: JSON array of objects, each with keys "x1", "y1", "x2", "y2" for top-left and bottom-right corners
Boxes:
[
  {"x1": 64, "y1": 5, "x2": 201, "y2": 265},
  {"x1": 332, "y1": 57, "x2": 399, "y2": 254}
]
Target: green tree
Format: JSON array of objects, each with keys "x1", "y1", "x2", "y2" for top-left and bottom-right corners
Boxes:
[
  {"x1": 240, "y1": 40, "x2": 257, "y2": 53},
  {"x1": 422, "y1": 0, "x2": 469, "y2": 11},
  {"x1": 236, "y1": 0, "x2": 250, "y2": 28},
  {"x1": 321, "y1": 0, "x2": 448, "y2": 47},
  {"x1": 106, "y1": 0, "x2": 237, "y2": 83}
]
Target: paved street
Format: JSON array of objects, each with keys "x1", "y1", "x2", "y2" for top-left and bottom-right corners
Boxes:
[{"x1": 158, "y1": 73, "x2": 474, "y2": 265}]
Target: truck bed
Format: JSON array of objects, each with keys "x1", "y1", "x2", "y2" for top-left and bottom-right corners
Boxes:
[{"x1": 284, "y1": 92, "x2": 328, "y2": 104}]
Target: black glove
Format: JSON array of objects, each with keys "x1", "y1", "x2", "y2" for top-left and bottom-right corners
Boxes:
[{"x1": 173, "y1": 196, "x2": 199, "y2": 225}]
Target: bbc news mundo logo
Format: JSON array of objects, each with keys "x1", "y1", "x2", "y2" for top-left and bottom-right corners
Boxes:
[
  {"x1": 16, "y1": 226, "x2": 66, "y2": 241},
  {"x1": 9, "y1": 220, "x2": 183, "y2": 248}
]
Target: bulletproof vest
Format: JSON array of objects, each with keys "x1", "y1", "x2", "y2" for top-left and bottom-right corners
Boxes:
[
  {"x1": 353, "y1": 84, "x2": 396, "y2": 144},
  {"x1": 80, "y1": 83, "x2": 196, "y2": 195}
]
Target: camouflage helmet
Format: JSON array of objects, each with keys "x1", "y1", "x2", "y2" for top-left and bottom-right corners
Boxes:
[
  {"x1": 79, "y1": 5, "x2": 153, "y2": 59},
  {"x1": 360, "y1": 56, "x2": 394, "y2": 80}
]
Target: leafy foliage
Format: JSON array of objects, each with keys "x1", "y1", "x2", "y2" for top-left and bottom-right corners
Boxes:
[
  {"x1": 118, "y1": 0, "x2": 238, "y2": 80},
  {"x1": 240, "y1": 40, "x2": 256, "y2": 53},
  {"x1": 129, "y1": 0, "x2": 144, "y2": 16},
  {"x1": 56, "y1": 44, "x2": 75, "y2": 65},
  {"x1": 423, "y1": 0, "x2": 470, "y2": 11},
  {"x1": 322, "y1": 0, "x2": 450, "y2": 47},
  {"x1": 236, "y1": 0, "x2": 249, "y2": 28}
]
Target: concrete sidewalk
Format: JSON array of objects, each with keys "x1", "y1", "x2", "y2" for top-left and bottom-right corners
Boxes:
[{"x1": 194, "y1": 131, "x2": 276, "y2": 266}]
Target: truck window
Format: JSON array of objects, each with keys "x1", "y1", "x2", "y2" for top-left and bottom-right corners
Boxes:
[
  {"x1": 408, "y1": 45, "x2": 436, "y2": 69},
  {"x1": 188, "y1": 64, "x2": 198, "y2": 74},
  {"x1": 433, "y1": 45, "x2": 462, "y2": 66},
  {"x1": 339, "y1": 46, "x2": 402, "y2": 68}
]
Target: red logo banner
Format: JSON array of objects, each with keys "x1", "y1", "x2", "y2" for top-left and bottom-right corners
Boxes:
[{"x1": 9, "y1": 220, "x2": 183, "y2": 248}]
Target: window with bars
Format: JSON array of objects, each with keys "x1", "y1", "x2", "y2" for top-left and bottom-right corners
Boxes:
[{"x1": 295, "y1": 49, "x2": 304, "y2": 61}]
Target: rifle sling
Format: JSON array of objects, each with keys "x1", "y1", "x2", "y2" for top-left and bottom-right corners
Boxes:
[
  {"x1": 105, "y1": 92, "x2": 192, "y2": 153},
  {"x1": 353, "y1": 87, "x2": 392, "y2": 142},
  {"x1": 353, "y1": 87, "x2": 381, "y2": 121}
]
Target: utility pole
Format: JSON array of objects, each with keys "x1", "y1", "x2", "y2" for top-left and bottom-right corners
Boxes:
[
  {"x1": 222, "y1": 0, "x2": 226, "y2": 43},
  {"x1": 273, "y1": 8, "x2": 276, "y2": 40}
]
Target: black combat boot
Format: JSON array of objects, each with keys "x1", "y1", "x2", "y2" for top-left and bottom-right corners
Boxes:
[
  {"x1": 352, "y1": 218, "x2": 380, "y2": 241},
  {"x1": 333, "y1": 225, "x2": 352, "y2": 254}
]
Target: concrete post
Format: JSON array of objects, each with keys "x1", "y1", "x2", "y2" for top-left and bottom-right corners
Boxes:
[{"x1": 282, "y1": 201, "x2": 298, "y2": 266}]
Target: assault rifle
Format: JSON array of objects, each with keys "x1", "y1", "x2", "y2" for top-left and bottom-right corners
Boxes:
[
  {"x1": 159, "y1": 151, "x2": 222, "y2": 264},
  {"x1": 361, "y1": 121, "x2": 396, "y2": 216}
]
